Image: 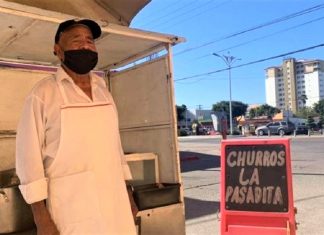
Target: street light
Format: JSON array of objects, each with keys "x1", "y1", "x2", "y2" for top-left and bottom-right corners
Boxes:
[{"x1": 213, "y1": 52, "x2": 241, "y2": 135}]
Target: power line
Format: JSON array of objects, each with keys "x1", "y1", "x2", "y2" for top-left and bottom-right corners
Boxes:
[
  {"x1": 174, "y1": 43, "x2": 324, "y2": 82},
  {"x1": 135, "y1": 0, "x2": 186, "y2": 22},
  {"x1": 194, "y1": 15, "x2": 324, "y2": 61},
  {"x1": 137, "y1": 0, "x2": 198, "y2": 28},
  {"x1": 174, "y1": 4, "x2": 324, "y2": 56},
  {"x1": 158, "y1": 0, "x2": 231, "y2": 31},
  {"x1": 150, "y1": 0, "x2": 217, "y2": 29},
  {"x1": 233, "y1": 43, "x2": 324, "y2": 69},
  {"x1": 176, "y1": 75, "x2": 262, "y2": 85}
]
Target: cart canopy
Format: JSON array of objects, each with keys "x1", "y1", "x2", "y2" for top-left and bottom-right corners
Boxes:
[
  {"x1": 0, "y1": 0, "x2": 184, "y2": 69},
  {"x1": 3, "y1": 0, "x2": 150, "y2": 26}
]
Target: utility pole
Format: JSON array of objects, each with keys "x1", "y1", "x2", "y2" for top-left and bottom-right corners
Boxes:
[
  {"x1": 197, "y1": 104, "x2": 203, "y2": 121},
  {"x1": 213, "y1": 52, "x2": 241, "y2": 135}
]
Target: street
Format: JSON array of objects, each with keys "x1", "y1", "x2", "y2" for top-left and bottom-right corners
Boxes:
[{"x1": 179, "y1": 135, "x2": 324, "y2": 235}]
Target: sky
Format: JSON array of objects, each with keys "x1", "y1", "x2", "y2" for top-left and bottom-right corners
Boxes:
[{"x1": 131, "y1": 0, "x2": 324, "y2": 112}]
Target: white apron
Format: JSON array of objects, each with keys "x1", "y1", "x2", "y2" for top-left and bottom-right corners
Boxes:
[{"x1": 45, "y1": 80, "x2": 136, "y2": 235}]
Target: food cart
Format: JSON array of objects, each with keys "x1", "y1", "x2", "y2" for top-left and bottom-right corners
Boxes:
[{"x1": 0, "y1": 0, "x2": 185, "y2": 234}]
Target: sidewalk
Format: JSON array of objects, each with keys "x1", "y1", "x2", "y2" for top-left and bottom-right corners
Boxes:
[{"x1": 179, "y1": 133, "x2": 324, "y2": 140}]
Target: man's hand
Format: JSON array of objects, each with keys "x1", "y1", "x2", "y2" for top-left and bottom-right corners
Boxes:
[
  {"x1": 36, "y1": 217, "x2": 59, "y2": 235},
  {"x1": 31, "y1": 201, "x2": 60, "y2": 235}
]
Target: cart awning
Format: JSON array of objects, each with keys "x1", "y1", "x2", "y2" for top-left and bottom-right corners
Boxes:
[
  {"x1": 0, "y1": 0, "x2": 185, "y2": 69},
  {"x1": 3, "y1": 0, "x2": 150, "y2": 26}
]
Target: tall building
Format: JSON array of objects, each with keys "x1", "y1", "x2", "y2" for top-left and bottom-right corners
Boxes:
[{"x1": 265, "y1": 58, "x2": 324, "y2": 113}]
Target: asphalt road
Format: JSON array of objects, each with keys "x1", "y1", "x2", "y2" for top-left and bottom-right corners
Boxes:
[{"x1": 179, "y1": 135, "x2": 324, "y2": 235}]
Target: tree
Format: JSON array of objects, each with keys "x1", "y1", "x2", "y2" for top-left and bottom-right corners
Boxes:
[
  {"x1": 299, "y1": 94, "x2": 308, "y2": 106},
  {"x1": 262, "y1": 104, "x2": 280, "y2": 116},
  {"x1": 306, "y1": 115, "x2": 315, "y2": 129},
  {"x1": 249, "y1": 108, "x2": 256, "y2": 118},
  {"x1": 176, "y1": 104, "x2": 187, "y2": 122},
  {"x1": 318, "y1": 115, "x2": 324, "y2": 129},
  {"x1": 295, "y1": 107, "x2": 316, "y2": 119},
  {"x1": 249, "y1": 104, "x2": 280, "y2": 118},
  {"x1": 314, "y1": 99, "x2": 324, "y2": 116},
  {"x1": 212, "y1": 101, "x2": 248, "y2": 118},
  {"x1": 260, "y1": 104, "x2": 280, "y2": 117}
]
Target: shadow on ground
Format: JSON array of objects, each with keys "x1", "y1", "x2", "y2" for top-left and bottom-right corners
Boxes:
[
  {"x1": 180, "y1": 151, "x2": 220, "y2": 173},
  {"x1": 184, "y1": 197, "x2": 220, "y2": 220}
]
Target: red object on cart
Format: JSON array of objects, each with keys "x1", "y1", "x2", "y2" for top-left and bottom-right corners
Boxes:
[{"x1": 220, "y1": 138, "x2": 296, "y2": 235}]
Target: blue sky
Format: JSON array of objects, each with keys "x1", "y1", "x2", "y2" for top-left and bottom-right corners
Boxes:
[{"x1": 131, "y1": 0, "x2": 324, "y2": 111}]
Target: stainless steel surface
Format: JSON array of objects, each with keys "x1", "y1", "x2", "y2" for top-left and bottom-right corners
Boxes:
[
  {"x1": 0, "y1": 169, "x2": 19, "y2": 187},
  {"x1": 137, "y1": 203, "x2": 185, "y2": 235},
  {"x1": 0, "y1": 169, "x2": 35, "y2": 234},
  {"x1": 0, "y1": 134, "x2": 16, "y2": 171}
]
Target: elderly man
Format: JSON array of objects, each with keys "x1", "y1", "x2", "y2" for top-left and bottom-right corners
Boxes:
[{"x1": 16, "y1": 19, "x2": 137, "y2": 235}]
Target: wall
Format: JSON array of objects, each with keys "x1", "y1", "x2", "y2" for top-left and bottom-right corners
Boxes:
[
  {"x1": 265, "y1": 75, "x2": 277, "y2": 107},
  {"x1": 0, "y1": 67, "x2": 52, "y2": 171},
  {"x1": 304, "y1": 71, "x2": 320, "y2": 107}
]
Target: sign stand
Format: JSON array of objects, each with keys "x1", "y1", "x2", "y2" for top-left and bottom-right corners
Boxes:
[{"x1": 220, "y1": 138, "x2": 296, "y2": 235}]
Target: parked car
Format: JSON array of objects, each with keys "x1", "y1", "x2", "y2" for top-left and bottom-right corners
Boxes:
[
  {"x1": 295, "y1": 124, "x2": 309, "y2": 135},
  {"x1": 308, "y1": 123, "x2": 323, "y2": 132},
  {"x1": 197, "y1": 127, "x2": 210, "y2": 135},
  {"x1": 255, "y1": 121, "x2": 295, "y2": 136},
  {"x1": 179, "y1": 127, "x2": 192, "y2": 136}
]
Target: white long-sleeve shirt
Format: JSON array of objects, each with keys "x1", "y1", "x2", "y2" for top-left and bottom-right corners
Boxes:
[{"x1": 16, "y1": 67, "x2": 131, "y2": 204}]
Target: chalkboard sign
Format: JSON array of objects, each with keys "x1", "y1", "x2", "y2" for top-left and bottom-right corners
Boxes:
[{"x1": 225, "y1": 144, "x2": 288, "y2": 212}]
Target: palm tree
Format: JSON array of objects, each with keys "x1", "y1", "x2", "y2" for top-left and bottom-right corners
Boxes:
[{"x1": 299, "y1": 94, "x2": 308, "y2": 107}]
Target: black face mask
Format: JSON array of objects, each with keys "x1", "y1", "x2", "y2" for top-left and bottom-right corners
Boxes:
[{"x1": 63, "y1": 49, "x2": 98, "y2": 74}]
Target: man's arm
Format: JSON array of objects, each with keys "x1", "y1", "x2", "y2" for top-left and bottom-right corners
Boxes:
[
  {"x1": 31, "y1": 201, "x2": 59, "y2": 235},
  {"x1": 15, "y1": 95, "x2": 57, "y2": 233}
]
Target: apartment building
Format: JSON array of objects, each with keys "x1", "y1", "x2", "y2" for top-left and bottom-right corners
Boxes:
[{"x1": 265, "y1": 58, "x2": 324, "y2": 113}]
